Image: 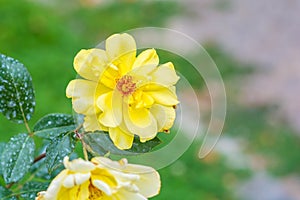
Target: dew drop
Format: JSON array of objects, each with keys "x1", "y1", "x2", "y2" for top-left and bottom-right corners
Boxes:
[
  {"x1": 7, "y1": 101, "x2": 16, "y2": 108},
  {"x1": 12, "y1": 110, "x2": 17, "y2": 118}
]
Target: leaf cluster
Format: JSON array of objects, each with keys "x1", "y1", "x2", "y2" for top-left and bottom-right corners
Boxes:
[{"x1": 0, "y1": 54, "x2": 162, "y2": 199}]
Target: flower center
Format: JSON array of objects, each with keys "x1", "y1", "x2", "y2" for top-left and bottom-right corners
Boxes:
[
  {"x1": 89, "y1": 183, "x2": 103, "y2": 199},
  {"x1": 116, "y1": 75, "x2": 136, "y2": 96}
]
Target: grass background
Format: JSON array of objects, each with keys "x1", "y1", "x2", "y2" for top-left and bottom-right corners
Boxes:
[{"x1": 1, "y1": 1, "x2": 300, "y2": 199}]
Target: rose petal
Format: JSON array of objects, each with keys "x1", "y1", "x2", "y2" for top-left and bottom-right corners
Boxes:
[
  {"x1": 74, "y1": 48, "x2": 108, "y2": 81},
  {"x1": 123, "y1": 104, "x2": 157, "y2": 142},
  {"x1": 150, "y1": 104, "x2": 176, "y2": 132},
  {"x1": 146, "y1": 86, "x2": 179, "y2": 106},
  {"x1": 109, "y1": 127, "x2": 134, "y2": 150},
  {"x1": 66, "y1": 79, "x2": 98, "y2": 115},
  {"x1": 150, "y1": 62, "x2": 179, "y2": 87},
  {"x1": 93, "y1": 180, "x2": 112, "y2": 196},
  {"x1": 63, "y1": 156, "x2": 95, "y2": 173},
  {"x1": 132, "y1": 49, "x2": 159, "y2": 69},
  {"x1": 97, "y1": 91, "x2": 122, "y2": 127},
  {"x1": 83, "y1": 114, "x2": 108, "y2": 132},
  {"x1": 106, "y1": 33, "x2": 136, "y2": 75}
]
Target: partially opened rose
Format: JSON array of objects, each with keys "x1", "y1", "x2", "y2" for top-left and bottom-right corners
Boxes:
[
  {"x1": 36, "y1": 156, "x2": 160, "y2": 200},
  {"x1": 66, "y1": 33, "x2": 180, "y2": 149}
]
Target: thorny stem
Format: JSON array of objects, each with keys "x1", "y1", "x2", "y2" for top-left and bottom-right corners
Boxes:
[
  {"x1": 6, "y1": 151, "x2": 47, "y2": 191},
  {"x1": 6, "y1": 182, "x2": 14, "y2": 189},
  {"x1": 33, "y1": 153, "x2": 46, "y2": 163},
  {"x1": 16, "y1": 159, "x2": 47, "y2": 192},
  {"x1": 32, "y1": 123, "x2": 84, "y2": 163},
  {"x1": 82, "y1": 141, "x2": 89, "y2": 161},
  {"x1": 75, "y1": 129, "x2": 89, "y2": 161},
  {"x1": 74, "y1": 123, "x2": 89, "y2": 160},
  {"x1": 74, "y1": 123, "x2": 83, "y2": 133}
]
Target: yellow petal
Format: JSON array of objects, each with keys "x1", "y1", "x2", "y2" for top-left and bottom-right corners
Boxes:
[
  {"x1": 141, "y1": 93, "x2": 154, "y2": 108},
  {"x1": 92, "y1": 157, "x2": 147, "y2": 174},
  {"x1": 57, "y1": 182, "x2": 89, "y2": 200},
  {"x1": 133, "y1": 170, "x2": 161, "y2": 198},
  {"x1": 83, "y1": 114, "x2": 108, "y2": 132},
  {"x1": 146, "y1": 86, "x2": 179, "y2": 106},
  {"x1": 56, "y1": 186, "x2": 71, "y2": 200},
  {"x1": 66, "y1": 79, "x2": 98, "y2": 115},
  {"x1": 150, "y1": 104, "x2": 176, "y2": 132},
  {"x1": 63, "y1": 173, "x2": 91, "y2": 188},
  {"x1": 93, "y1": 180, "x2": 112, "y2": 195},
  {"x1": 97, "y1": 91, "x2": 122, "y2": 127},
  {"x1": 74, "y1": 49, "x2": 108, "y2": 81},
  {"x1": 128, "y1": 64, "x2": 156, "y2": 86},
  {"x1": 91, "y1": 167, "x2": 118, "y2": 188},
  {"x1": 140, "y1": 83, "x2": 165, "y2": 91},
  {"x1": 109, "y1": 170, "x2": 140, "y2": 182},
  {"x1": 123, "y1": 105, "x2": 157, "y2": 142},
  {"x1": 128, "y1": 107, "x2": 151, "y2": 128},
  {"x1": 150, "y1": 62, "x2": 179, "y2": 87},
  {"x1": 109, "y1": 127, "x2": 134, "y2": 150},
  {"x1": 43, "y1": 170, "x2": 68, "y2": 199},
  {"x1": 66, "y1": 79, "x2": 97, "y2": 98},
  {"x1": 106, "y1": 33, "x2": 136, "y2": 59},
  {"x1": 132, "y1": 49, "x2": 159, "y2": 69},
  {"x1": 77, "y1": 181, "x2": 90, "y2": 200},
  {"x1": 114, "y1": 189, "x2": 147, "y2": 200},
  {"x1": 63, "y1": 156, "x2": 95, "y2": 173},
  {"x1": 106, "y1": 33, "x2": 136, "y2": 75},
  {"x1": 93, "y1": 157, "x2": 161, "y2": 198},
  {"x1": 91, "y1": 157, "x2": 118, "y2": 169},
  {"x1": 99, "y1": 67, "x2": 120, "y2": 89}
]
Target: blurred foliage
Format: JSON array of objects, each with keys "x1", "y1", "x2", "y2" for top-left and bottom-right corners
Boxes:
[
  {"x1": 157, "y1": 46, "x2": 253, "y2": 89},
  {"x1": 226, "y1": 104, "x2": 300, "y2": 176},
  {"x1": 0, "y1": 0, "x2": 180, "y2": 141},
  {"x1": 155, "y1": 142, "x2": 250, "y2": 200}
]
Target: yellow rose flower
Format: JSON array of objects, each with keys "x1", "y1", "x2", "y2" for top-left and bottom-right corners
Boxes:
[
  {"x1": 36, "y1": 156, "x2": 160, "y2": 200},
  {"x1": 66, "y1": 33, "x2": 180, "y2": 149}
]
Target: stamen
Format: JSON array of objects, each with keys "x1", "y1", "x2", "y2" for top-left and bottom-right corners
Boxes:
[
  {"x1": 89, "y1": 182, "x2": 103, "y2": 199},
  {"x1": 116, "y1": 75, "x2": 136, "y2": 96}
]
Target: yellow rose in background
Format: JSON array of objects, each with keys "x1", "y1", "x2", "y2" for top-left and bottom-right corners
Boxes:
[
  {"x1": 66, "y1": 33, "x2": 180, "y2": 149},
  {"x1": 36, "y1": 156, "x2": 160, "y2": 200}
]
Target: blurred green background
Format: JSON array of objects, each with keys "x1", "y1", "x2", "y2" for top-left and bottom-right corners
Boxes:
[{"x1": 1, "y1": 0, "x2": 300, "y2": 199}]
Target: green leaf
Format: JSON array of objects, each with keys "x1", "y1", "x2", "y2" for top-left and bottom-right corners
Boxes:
[
  {"x1": 130, "y1": 136, "x2": 161, "y2": 153},
  {"x1": 34, "y1": 125, "x2": 76, "y2": 139},
  {"x1": 1, "y1": 133, "x2": 35, "y2": 184},
  {"x1": 34, "y1": 114, "x2": 76, "y2": 172},
  {"x1": 20, "y1": 181, "x2": 49, "y2": 200},
  {"x1": 30, "y1": 151, "x2": 66, "y2": 180},
  {"x1": 0, "y1": 142, "x2": 5, "y2": 175},
  {"x1": 45, "y1": 133, "x2": 75, "y2": 172},
  {"x1": 0, "y1": 186, "x2": 17, "y2": 200},
  {"x1": 0, "y1": 54, "x2": 35, "y2": 123},
  {"x1": 83, "y1": 132, "x2": 161, "y2": 156},
  {"x1": 33, "y1": 113, "x2": 76, "y2": 139},
  {"x1": 30, "y1": 159, "x2": 51, "y2": 180}
]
